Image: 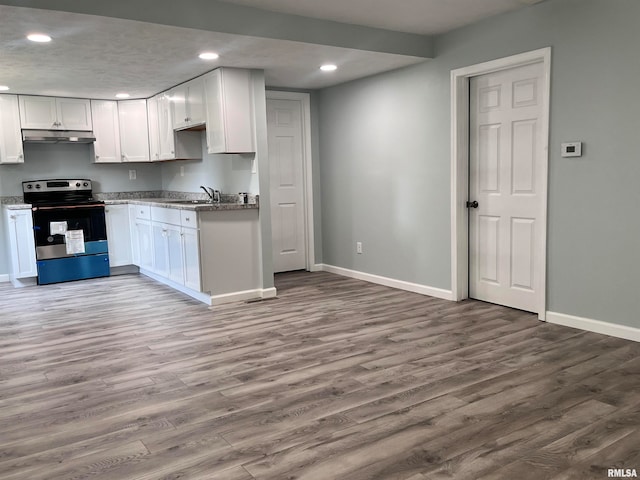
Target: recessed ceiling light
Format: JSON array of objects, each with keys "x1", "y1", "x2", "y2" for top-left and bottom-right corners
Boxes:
[
  {"x1": 27, "y1": 33, "x2": 52, "y2": 43},
  {"x1": 0, "y1": 86, "x2": 9, "y2": 91},
  {"x1": 320, "y1": 64, "x2": 338, "y2": 72},
  {"x1": 115, "y1": 93, "x2": 130, "y2": 99},
  {"x1": 199, "y1": 52, "x2": 219, "y2": 60}
]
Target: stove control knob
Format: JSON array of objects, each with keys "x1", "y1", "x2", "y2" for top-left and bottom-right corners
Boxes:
[
  {"x1": 35, "y1": 184, "x2": 41, "y2": 189},
  {"x1": 83, "y1": 182, "x2": 89, "y2": 187},
  {"x1": 76, "y1": 182, "x2": 81, "y2": 187},
  {"x1": 26, "y1": 184, "x2": 33, "y2": 189}
]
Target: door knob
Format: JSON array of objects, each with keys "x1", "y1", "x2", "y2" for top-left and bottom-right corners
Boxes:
[{"x1": 466, "y1": 201, "x2": 479, "y2": 208}]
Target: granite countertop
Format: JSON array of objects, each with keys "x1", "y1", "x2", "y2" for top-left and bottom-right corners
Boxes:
[
  {"x1": 105, "y1": 198, "x2": 259, "y2": 211},
  {"x1": 1, "y1": 192, "x2": 259, "y2": 212}
]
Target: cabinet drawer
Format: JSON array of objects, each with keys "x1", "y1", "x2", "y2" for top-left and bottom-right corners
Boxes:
[
  {"x1": 134, "y1": 205, "x2": 151, "y2": 220},
  {"x1": 151, "y1": 206, "x2": 180, "y2": 225},
  {"x1": 180, "y1": 210, "x2": 198, "y2": 228}
]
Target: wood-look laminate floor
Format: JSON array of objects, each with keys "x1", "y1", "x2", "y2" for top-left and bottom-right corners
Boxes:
[{"x1": 1, "y1": 271, "x2": 639, "y2": 480}]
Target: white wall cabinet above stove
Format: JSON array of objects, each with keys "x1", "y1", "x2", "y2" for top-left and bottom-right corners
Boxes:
[
  {"x1": 19, "y1": 95, "x2": 92, "y2": 131},
  {"x1": 0, "y1": 94, "x2": 24, "y2": 164},
  {"x1": 204, "y1": 68, "x2": 255, "y2": 154},
  {"x1": 171, "y1": 77, "x2": 205, "y2": 130}
]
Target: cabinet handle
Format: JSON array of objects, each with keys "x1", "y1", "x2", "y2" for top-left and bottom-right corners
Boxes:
[
  {"x1": 95, "y1": 155, "x2": 100, "y2": 159},
  {"x1": 9, "y1": 215, "x2": 16, "y2": 220},
  {"x1": 185, "y1": 217, "x2": 190, "y2": 222}
]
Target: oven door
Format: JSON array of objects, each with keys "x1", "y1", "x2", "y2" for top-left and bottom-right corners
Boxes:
[{"x1": 32, "y1": 204, "x2": 108, "y2": 260}]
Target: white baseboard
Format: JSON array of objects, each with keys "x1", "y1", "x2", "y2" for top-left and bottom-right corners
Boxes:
[
  {"x1": 308, "y1": 264, "x2": 323, "y2": 272},
  {"x1": 546, "y1": 311, "x2": 640, "y2": 343},
  {"x1": 210, "y1": 287, "x2": 277, "y2": 306},
  {"x1": 0, "y1": 274, "x2": 9, "y2": 283},
  {"x1": 318, "y1": 264, "x2": 454, "y2": 301}
]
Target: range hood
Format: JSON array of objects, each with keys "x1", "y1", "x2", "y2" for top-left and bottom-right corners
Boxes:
[{"x1": 22, "y1": 130, "x2": 96, "y2": 144}]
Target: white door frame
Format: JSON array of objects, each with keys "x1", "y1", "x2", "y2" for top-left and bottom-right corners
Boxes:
[
  {"x1": 450, "y1": 47, "x2": 551, "y2": 320},
  {"x1": 265, "y1": 90, "x2": 316, "y2": 271}
]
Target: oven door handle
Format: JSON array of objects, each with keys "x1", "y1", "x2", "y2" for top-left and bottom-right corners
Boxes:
[{"x1": 32, "y1": 204, "x2": 105, "y2": 211}]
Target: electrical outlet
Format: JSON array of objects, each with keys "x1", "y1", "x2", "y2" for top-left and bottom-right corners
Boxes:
[
  {"x1": 129, "y1": 169, "x2": 136, "y2": 180},
  {"x1": 356, "y1": 242, "x2": 363, "y2": 254}
]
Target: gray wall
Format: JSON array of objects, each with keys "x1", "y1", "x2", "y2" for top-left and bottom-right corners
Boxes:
[{"x1": 318, "y1": 0, "x2": 640, "y2": 328}]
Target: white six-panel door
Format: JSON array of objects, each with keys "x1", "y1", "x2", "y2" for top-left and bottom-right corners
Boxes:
[
  {"x1": 267, "y1": 97, "x2": 307, "y2": 273},
  {"x1": 469, "y1": 62, "x2": 544, "y2": 313}
]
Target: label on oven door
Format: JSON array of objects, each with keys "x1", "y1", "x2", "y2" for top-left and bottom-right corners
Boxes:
[
  {"x1": 65, "y1": 230, "x2": 85, "y2": 254},
  {"x1": 50, "y1": 221, "x2": 68, "y2": 235}
]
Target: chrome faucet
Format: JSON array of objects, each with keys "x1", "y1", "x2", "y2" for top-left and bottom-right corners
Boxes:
[{"x1": 200, "y1": 186, "x2": 221, "y2": 203}]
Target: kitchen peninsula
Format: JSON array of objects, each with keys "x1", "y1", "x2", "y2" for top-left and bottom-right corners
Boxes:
[{"x1": 3, "y1": 193, "x2": 272, "y2": 306}]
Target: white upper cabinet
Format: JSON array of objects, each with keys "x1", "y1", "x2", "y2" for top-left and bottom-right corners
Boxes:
[
  {"x1": 171, "y1": 77, "x2": 205, "y2": 130},
  {"x1": 204, "y1": 68, "x2": 255, "y2": 154},
  {"x1": 148, "y1": 92, "x2": 201, "y2": 162},
  {"x1": 19, "y1": 95, "x2": 92, "y2": 130},
  {"x1": 91, "y1": 100, "x2": 121, "y2": 163},
  {"x1": 0, "y1": 94, "x2": 24, "y2": 164},
  {"x1": 157, "y1": 92, "x2": 175, "y2": 160},
  {"x1": 118, "y1": 99, "x2": 151, "y2": 162},
  {"x1": 147, "y1": 94, "x2": 161, "y2": 161}
]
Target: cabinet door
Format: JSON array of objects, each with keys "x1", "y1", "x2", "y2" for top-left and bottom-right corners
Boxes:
[
  {"x1": 152, "y1": 222, "x2": 168, "y2": 277},
  {"x1": 129, "y1": 205, "x2": 140, "y2": 266},
  {"x1": 182, "y1": 227, "x2": 201, "y2": 291},
  {"x1": 147, "y1": 95, "x2": 161, "y2": 161},
  {"x1": 18, "y1": 95, "x2": 58, "y2": 129},
  {"x1": 204, "y1": 70, "x2": 225, "y2": 153},
  {"x1": 171, "y1": 84, "x2": 189, "y2": 130},
  {"x1": 105, "y1": 205, "x2": 132, "y2": 267},
  {"x1": 5, "y1": 208, "x2": 37, "y2": 279},
  {"x1": 166, "y1": 223, "x2": 184, "y2": 284},
  {"x1": 56, "y1": 98, "x2": 92, "y2": 130},
  {"x1": 135, "y1": 219, "x2": 153, "y2": 271},
  {"x1": 119, "y1": 99, "x2": 150, "y2": 162},
  {"x1": 91, "y1": 100, "x2": 121, "y2": 163},
  {"x1": 187, "y1": 78, "x2": 205, "y2": 127},
  {"x1": 157, "y1": 93, "x2": 176, "y2": 160},
  {"x1": 0, "y1": 95, "x2": 24, "y2": 164},
  {"x1": 203, "y1": 68, "x2": 254, "y2": 154}
]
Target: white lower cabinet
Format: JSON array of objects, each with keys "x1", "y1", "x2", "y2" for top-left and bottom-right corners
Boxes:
[
  {"x1": 104, "y1": 204, "x2": 131, "y2": 267},
  {"x1": 134, "y1": 220, "x2": 153, "y2": 271},
  {"x1": 182, "y1": 226, "x2": 201, "y2": 291},
  {"x1": 149, "y1": 206, "x2": 200, "y2": 289},
  {"x1": 4, "y1": 208, "x2": 37, "y2": 281}
]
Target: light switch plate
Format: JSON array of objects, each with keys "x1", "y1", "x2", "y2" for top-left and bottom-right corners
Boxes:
[{"x1": 561, "y1": 142, "x2": 582, "y2": 157}]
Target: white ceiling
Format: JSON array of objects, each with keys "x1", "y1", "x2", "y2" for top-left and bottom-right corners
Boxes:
[
  {"x1": 0, "y1": 1, "x2": 545, "y2": 99},
  {"x1": 220, "y1": 0, "x2": 547, "y2": 35}
]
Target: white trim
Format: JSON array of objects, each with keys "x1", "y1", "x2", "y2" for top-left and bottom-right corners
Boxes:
[
  {"x1": 266, "y1": 90, "x2": 316, "y2": 271},
  {"x1": 141, "y1": 268, "x2": 276, "y2": 306},
  {"x1": 0, "y1": 274, "x2": 10, "y2": 283},
  {"x1": 450, "y1": 47, "x2": 551, "y2": 320},
  {"x1": 211, "y1": 287, "x2": 277, "y2": 305},
  {"x1": 547, "y1": 311, "x2": 640, "y2": 343},
  {"x1": 319, "y1": 264, "x2": 454, "y2": 301},
  {"x1": 140, "y1": 268, "x2": 213, "y2": 304}
]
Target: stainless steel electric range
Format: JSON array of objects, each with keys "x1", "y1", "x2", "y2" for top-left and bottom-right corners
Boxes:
[{"x1": 23, "y1": 179, "x2": 110, "y2": 285}]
